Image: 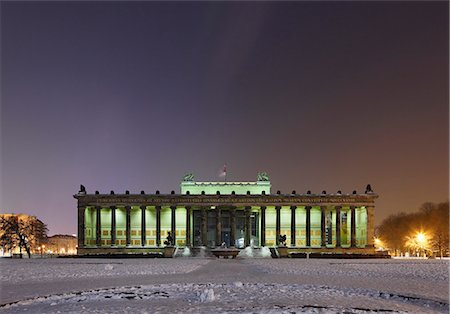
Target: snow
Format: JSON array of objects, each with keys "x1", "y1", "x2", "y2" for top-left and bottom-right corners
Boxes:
[
  {"x1": 243, "y1": 258, "x2": 449, "y2": 282},
  {"x1": 198, "y1": 288, "x2": 215, "y2": 302},
  {"x1": 0, "y1": 257, "x2": 448, "y2": 313},
  {"x1": 0, "y1": 258, "x2": 210, "y2": 284}
]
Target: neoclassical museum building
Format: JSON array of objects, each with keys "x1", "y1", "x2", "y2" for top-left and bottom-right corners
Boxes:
[{"x1": 74, "y1": 173, "x2": 378, "y2": 255}]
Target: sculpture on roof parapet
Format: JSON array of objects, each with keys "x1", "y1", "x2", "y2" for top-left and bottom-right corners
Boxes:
[
  {"x1": 365, "y1": 184, "x2": 374, "y2": 194},
  {"x1": 257, "y1": 172, "x2": 270, "y2": 181},
  {"x1": 79, "y1": 185, "x2": 86, "y2": 194},
  {"x1": 182, "y1": 173, "x2": 195, "y2": 182}
]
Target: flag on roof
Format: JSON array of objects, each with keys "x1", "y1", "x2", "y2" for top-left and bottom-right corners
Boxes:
[{"x1": 219, "y1": 163, "x2": 227, "y2": 179}]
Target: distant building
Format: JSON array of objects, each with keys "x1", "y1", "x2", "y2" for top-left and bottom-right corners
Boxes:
[
  {"x1": 74, "y1": 174, "x2": 378, "y2": 256},
  {"x1": 46, "y1": 234, "x2": 77, "y2": 255}
]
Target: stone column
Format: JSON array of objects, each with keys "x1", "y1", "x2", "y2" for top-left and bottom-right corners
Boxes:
[
  {"x1": 320, "y1": 206, "x2": 326, "y2": 247},
  {"x1": 171, "y1": 206, "x2": 176, "y2": 245},
  {"x1": 350, "y1": 206, "x2": 356, "y2": 247},
  {"x1": 201, "y1": 207, "x2": 207, "y2": 246},
  {"x1": 111, "y1": 206, "x2": 116, "y2": 246},
  {"x1": 140, "y1": 206, "x2": 146, "y2": 247},
  {"x1": 335, "y1": 206, "x2": 341, "y2": 247},
  {"x1": 290, "y1": 206, "x2": 296, "y2": 247},
  {"x1": 125, "y1": 206, "x2": 131, "y2": 246},
  {"x1": 306, "y1": 206, "x2": 311, "y2": 247},
  {"x1": 185, "y1": 206, "x2": 191, "y2": 247},
  {"x1": 156, "y1": 206, "x2": 161, "y2": 247},
  {"x1": 260, "y1": 206, "x2": 266, "y2": 247},
  {"x1": 366, "y1": 205, "x2": 375, "y2": 247},
  {"x1": 244, "y1": 206, "x2": 251, "y2": 247},
  {"x1": 215, "y1": 207, "x2": 222, "y2": 247},
  {"x1": 77, "y1": 206, "x2": 85, "y2": 248},
  {"x1": 230, "y1": 207, "x2": 236, "y2": 247},
  {"x1": 96, "y1": 206, "x2": 101, "y2": 246},
  {"x1": 275, "y1": 206, "x2": 281, "y2": 245}
]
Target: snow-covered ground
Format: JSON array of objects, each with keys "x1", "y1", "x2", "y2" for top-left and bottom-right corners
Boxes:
[
  {"x1": 0, "y1": 258, "x2": 210, "y2": 284},
  {"x1": 0, "y1": 257, "x2": 448, "y2": 313}
]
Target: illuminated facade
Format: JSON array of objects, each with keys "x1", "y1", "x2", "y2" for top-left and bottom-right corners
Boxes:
[
  {"x1": 46, "y1": 234, "x2": 77, "y2": 255},
  {"x1": 74, "y1": 175, "x2": 378, "y2": 255}
]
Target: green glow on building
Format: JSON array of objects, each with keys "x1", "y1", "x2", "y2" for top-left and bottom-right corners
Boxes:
[{"x1": 75, "y1": 175, "x2": 377, "y2": 255}]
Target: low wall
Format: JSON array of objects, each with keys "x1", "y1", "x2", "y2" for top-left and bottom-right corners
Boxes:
[{"x1": 77, "y1": 247, "x2": 163, "y2": 256}]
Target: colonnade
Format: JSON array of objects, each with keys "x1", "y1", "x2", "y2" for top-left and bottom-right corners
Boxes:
[{"x1": 78, "y1": 205, "x2": 375, "y2": 249}]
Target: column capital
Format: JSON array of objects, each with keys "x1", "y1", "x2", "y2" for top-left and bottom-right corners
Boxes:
[
  {"x1": 260, "y1": 206, "x2": 267, "y2": 210},
  {"x1": 290, "y1": 205, "x2": 297, "y2": 210},
  {"x1": 139, "y1": 205, "x2": 146, "y2": 210}
]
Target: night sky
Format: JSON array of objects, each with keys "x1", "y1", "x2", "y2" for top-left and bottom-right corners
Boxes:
[{"x1": 1, "y1": 2, "x2": 448, "y2": 235}]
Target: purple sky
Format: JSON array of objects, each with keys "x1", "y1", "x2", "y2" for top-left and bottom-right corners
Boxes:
[{"x1": 1, "y1": 2, "x2": 448, "y2": 235}]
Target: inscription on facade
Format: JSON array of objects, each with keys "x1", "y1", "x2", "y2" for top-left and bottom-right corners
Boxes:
[{"x1": 75, "y1": 194, "x2": 377, "y2": 207}]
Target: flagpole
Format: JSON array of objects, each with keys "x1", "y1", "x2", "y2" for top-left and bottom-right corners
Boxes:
[{"x1": 224, "y1": 163, "x2": 227, "y2": 182}]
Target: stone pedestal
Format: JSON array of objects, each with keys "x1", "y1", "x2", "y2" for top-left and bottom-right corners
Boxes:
[
  {"x1": 277, "y1": 247, "x2": 289, "y2": 258},
  {"x1": 163, "y1": 246, "x2": 176, "y2": 258}
]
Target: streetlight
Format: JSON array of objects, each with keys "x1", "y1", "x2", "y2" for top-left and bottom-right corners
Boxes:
[
  {"x1": 374, "y1": 238, "x2": 384, "y2": 251},
  {"x1": 415, "y1": 232, "x2": 429, "y2": 257},
  {"x1": 406, "y1": 231, "x2": 429, "y2": 257}
]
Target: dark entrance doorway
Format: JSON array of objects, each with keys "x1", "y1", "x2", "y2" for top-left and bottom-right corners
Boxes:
[{"x1": 192, "y1": 208, "x2": 259, "y2": 248}]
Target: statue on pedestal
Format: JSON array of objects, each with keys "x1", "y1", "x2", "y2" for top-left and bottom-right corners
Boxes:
[
  {"x1": 257, "y1": 172, "x2": 270, "y2": 181},
  {"x1": 182, "y1": 173, "x2": 194, "y2": 182}
]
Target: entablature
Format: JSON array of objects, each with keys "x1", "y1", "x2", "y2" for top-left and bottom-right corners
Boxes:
[{"x1": 74, "y1": 193, "x2": 378, "y2": 208}]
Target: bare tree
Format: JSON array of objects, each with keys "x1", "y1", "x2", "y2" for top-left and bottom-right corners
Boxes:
[
  {"x1": 378, "y1": 201, "x2": 449, "y2": 257},
  {"x1": 426, "y1": 202, "x2": 449, "y2": 258},
  {"x1": 0, "y1": 215, "x2": 48, "y2": 258}
]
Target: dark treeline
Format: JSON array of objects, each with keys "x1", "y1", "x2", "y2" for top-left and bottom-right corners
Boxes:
[{"x1": 377, "y1": 201, "x2": 449, "y2": 257}]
